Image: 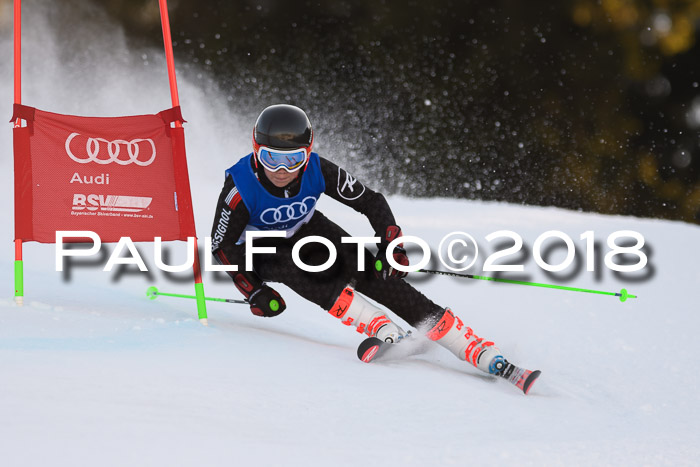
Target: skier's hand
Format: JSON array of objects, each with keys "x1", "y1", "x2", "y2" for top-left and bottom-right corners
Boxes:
[
  {"x1": 248, "y1": 285, "x2": 286, "y2": 317},
  {"x1": 374, "y1": 225, "x2": 409, "y2": 280}
]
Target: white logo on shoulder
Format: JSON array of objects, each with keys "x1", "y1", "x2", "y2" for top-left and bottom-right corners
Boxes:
[{"x1": 337, "y1": 167, "x2": 365, "y2": 201}]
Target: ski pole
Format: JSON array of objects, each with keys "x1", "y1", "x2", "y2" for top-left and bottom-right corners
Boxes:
[
  {"x1": 417, "y1": 269, "x2": 637, "y2": 302},
  {"x1": 146, "y1": 286, "x2": 248, "y2": 304}
]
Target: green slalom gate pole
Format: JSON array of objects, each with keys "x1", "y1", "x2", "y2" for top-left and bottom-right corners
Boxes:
[
  {"x1": 418, "y1": 269, "x2": 637, "y2": 302},
  {"x1": 14, "y1": 258, "x2": 23, "y2": 304},
  {"x1": 146, "y1": 286, "x2": 249, "y2": 305},
  {"x1": 191, "y1": 242, "x2": 208, "y2": 323},
  {"x1": 14, "y1": 240, "x2": 23, "y2": 306}
]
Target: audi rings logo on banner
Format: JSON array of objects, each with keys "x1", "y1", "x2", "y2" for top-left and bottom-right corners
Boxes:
[
  {"x1": 260, "y1": 196, "x2": 318, "y2": 225},
  {"x1": 65, "y1": 132, "x2": 157, "y2": 166}
]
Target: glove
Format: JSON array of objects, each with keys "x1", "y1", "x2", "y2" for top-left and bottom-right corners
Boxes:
[
  {"x1": 374, "y1": 225, "x2": 409, "y2": 280},
  {"x1": 231, "y1": 271, "x2": 285, "y2": 317},
  {"x1": 248, "y1": 285, "x2": 286, "y2": 317}
]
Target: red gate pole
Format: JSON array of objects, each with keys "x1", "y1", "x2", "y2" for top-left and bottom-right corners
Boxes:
[
  {"x1": 14, "y1": 0, "x2": 24, "y2": 306},
  {"x1": 159, "y1": 0, "x2": 180, "y2": 112},
  {"x1": 158, "y1": 0, "x2": 208, "y2": 324}
]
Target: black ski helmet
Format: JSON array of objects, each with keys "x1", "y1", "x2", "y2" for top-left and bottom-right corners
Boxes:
[{"x1": 253, "y1": 104, "x2": 313, "y2": 155}]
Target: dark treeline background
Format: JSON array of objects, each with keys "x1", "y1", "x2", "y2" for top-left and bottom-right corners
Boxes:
[{"x1": 97, "y1": 0, "x2": 700, "y2": 224}]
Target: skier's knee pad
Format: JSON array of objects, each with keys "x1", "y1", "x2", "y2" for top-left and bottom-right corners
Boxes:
[
  {"x1": 328, "y1": 286, "x2": 406, "y2": 342},
  {"x1": 426, "y1": 308, "x2": 502, "y2": 373}
]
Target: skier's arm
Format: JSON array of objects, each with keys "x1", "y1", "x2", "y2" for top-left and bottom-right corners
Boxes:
[
  {"x1": 211, "y1": 175, "x2": 285, "y2": 315},
  {"x1": 211, "y1": 174, "x2": 259, "y2": 292},
  {"x1": 320, "y1": 156, "x2": 408, "y2": 279},
  {"x1": 319, "y1": 156, "x2": 397, "y2": 235}
]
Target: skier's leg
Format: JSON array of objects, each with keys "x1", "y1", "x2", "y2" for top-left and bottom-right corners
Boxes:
[
  {"x1": 287, "y1": 213, "x2": 507, "y2": 367},
  {"x1": 251, "y1": 238, "x2": 341, "y2": 308},
  {"x1": 253, "y1": 212, "x2": 408, "y2": 341},
  {"x1": 353, "y1": 266, "x2": 443, "y2": 327},
  {"x1": 327, "y1": 285, "x2": 408, "y2": 343},
  {"x1": 357, "y1": 280, "x2": 506, "y2": 374},
  {"x1": 253, "y1": 212, "x2": 507, "y2": 374},
  {"x1": 353, "y1": 251, "x2": 508, "y2": 375},
  {"x1": 257, "y1": 256, "x2": 408, "y2": 342},
  {"x1": 423, "y1": 308, "x2": 506, "y2": 374}
]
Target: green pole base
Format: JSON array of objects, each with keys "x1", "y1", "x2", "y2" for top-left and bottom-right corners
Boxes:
[
  {"x1": 194, "y1": 282, "x2": 208, "y2": 323},
  {"x1": 14, "y1": 259, "x2": 24, "y2": 307}
]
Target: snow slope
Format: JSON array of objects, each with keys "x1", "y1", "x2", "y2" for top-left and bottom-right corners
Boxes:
[
  {"x1": 2, "y1": 2, "x2": 700, "y2": 466},
  {"x1": 2, "y1": 199, "x2": 699, "y2": 467}
]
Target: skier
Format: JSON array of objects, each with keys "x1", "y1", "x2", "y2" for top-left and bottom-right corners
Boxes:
[{"x1": 211, "y1": 104, "x2": 539, "y2": 393}]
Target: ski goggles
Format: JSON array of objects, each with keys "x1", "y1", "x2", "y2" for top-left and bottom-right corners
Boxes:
[{"x1": 256, "y1": 146, "x2": 309, "y2": 173}]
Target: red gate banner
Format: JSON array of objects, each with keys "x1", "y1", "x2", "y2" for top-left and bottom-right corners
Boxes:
[{"x1": 12, "y1": 104, "x2": 196, "y2": 243}]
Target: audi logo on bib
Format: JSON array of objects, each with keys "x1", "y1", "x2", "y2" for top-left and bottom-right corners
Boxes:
[
  {"x1": 260, "y1": 196, "x2": 317, "y2": 225},
  {"x1": 65, "y1": 132, "x2": 157, "y2": 166}
]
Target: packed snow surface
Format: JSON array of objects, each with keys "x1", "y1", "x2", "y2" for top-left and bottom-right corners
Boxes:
[{"x1": 2, "y1": 197, "x2": 698, "y2": 466}]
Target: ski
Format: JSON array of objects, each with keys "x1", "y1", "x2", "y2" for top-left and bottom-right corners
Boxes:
[
  {"x1": 357, "y1": 336, "x2": 382, "y2": 362},
  {"x1": 494, "y1": 359, "x2": 541, "y2": 395},
  {"x1": 357, "y1": 336, "x2": 541, "y2": 395},
  {"x1": 356, "y1": 330, "x2": 415, "y2": 363},
  {"x1": 357, "y1": 337, "x2": 389, "y2": 362}
]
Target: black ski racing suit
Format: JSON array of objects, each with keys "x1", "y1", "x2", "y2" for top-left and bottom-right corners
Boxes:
[{"x1": 210, "y1": 155, "x2": 443, "y2": 327}]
